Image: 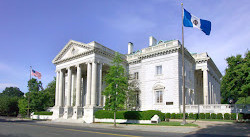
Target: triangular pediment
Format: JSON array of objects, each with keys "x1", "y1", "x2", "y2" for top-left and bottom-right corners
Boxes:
[{"x1": 52, "y1": 40, "x2": 93, "y2": 64}]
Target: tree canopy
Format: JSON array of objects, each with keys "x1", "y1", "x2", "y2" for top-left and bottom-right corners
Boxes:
[
  {"x1": 0, "y1": 87, "x2": 23, "y2": 97},
  {"x1": 0, "y1": 87, "x2": 23, "y2": 116},
  {"x1": 221, "y1": 50, "x2": 250, "y2": 104}
]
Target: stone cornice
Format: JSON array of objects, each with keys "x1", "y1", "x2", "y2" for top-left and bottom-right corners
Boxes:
[
  {"x1": 207, "y1": 59, "x2": 222, "y2": 78},
  {"x1": 52, "y1": 40, "x2": 92, "y2": 64},
  {"x1": 128, "y1": 47, "x2": 179, "y2": 64},
  {"x1": 54, "y1": 49, "x2": 95, "y2": 65},
  {"x1": 53, "y1": 47, "x2": 127, "y2": 65}
]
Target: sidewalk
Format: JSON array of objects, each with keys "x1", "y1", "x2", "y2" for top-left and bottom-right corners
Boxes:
[{"x1": 38, "y1": 120, "x2": 199, "y2": 133}]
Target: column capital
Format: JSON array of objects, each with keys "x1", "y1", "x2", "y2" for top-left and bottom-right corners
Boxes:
[
  {"x1": 75, "y1": 63, "x2": 84, "y2": 68},
  {"x1": 202, "y1": 68, "x2": 209, "y2": 72}
]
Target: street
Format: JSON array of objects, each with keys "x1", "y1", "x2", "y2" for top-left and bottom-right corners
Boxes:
[{"x1": 0, "y1": 118, "x2": 248, "y2": 137}]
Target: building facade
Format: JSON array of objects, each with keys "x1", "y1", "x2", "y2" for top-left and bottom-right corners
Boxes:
[{"x1": 52, "y1": 36, "x2": 222, "y2": 123}]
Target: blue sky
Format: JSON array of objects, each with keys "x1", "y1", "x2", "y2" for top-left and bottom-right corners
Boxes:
[{"x1": 0, "y1": 0, "x2": 249, "y2": 93}]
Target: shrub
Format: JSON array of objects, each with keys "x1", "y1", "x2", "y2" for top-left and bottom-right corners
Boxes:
[
  {"x1": 95, "y1": 110, "x2": 113, "y2": 119},
  {"x1": 238, "y1": 113, "x2": 243, "y2": 120},
  {"x1": 231, "y1": 113, "x2": 236, "y2": 120},
  {"x1": 165, "y1": 113, "x2": 171, "y2": 119},
  {"x1": 185, "y1": 113, "x2": 188, "y2": 119},
  {"x1": 33, "y1": 111, "x2": 53, "y2": 115},
  {"x1": 211, "y1": 113, "x2": 216, "y2": 119},
  {"x1": 170, "y1": 113, "x2": 176, "y2": 119},
  {"x1": 124, "y1": 111, "x2": 141, "y2": 120},
  {"x1": 194, "y1": 113, "x2": 199, "y2": 119},
  {"x1": 205, "y1": 113, "x2": 211, "y2": 119},
  {"x1": 224, "y1": 113, "x2": 231, "y2": 120},
  {"x1": 199, "y1": 113, "x2": 205, "y2": 119},
  {"x1": 189, "y1": 113, "x2": 194, "y2": 119},
  {"x1": 216, "y1": 113, "x2": 223, "y2": 119},
  {"x1": 141, "y1": 110, "x2": 165, "y2": 121},
  {"x1": 116, "y1": 111, "x2": 125, "y2": 119},
  {"x1": 175, "y1": 113, "x2": 182, "y2": 119}
]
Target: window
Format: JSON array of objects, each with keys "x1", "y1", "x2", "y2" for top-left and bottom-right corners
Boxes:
[
  {"x1": 134, "y1": 72, "x2": 139, "y2": 80},
  {"x1": 156, "y1": 65, "x2": 162, "y2": 75},
  {"x1": 156, "y1": 90, "x2": 163, "y2": 103}
]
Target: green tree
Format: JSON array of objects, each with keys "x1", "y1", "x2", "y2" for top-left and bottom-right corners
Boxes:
[
  {"x1": 18, "y1": 98, "x2": 28, "y2": 117},
  {"x1": 221, "y1": 50, "x2": 250, "y2": 104},
  {"x1": 103, "y1": 52, "x2": 128, "y2": 127},
  {"x1": 0, "y1": 87, "x2": 24, "y2": 97},
  {"x1": 0, "y1": 96, "x2": 19, "y2": 116},
  {"x1": 0, "y1": 87, "x2": 23, "y2": 116},
  {"x1": 26, "y1": 78, "x2": 45, "y2": 112},
  {"x1": 43, "y1": 77, "x2": 56, "y2": 107},
  {"x1": 126, "y1": 78, "x2": 140, "y2": 111}
]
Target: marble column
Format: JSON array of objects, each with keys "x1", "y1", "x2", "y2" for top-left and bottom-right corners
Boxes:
[
  {"x1": 76, "y1": 65, "x2": 82, "y2": 107},
  {"x1": 203, "y1": 68, "x2": 209, "y2": 105},
  {"x1": 58, "y1": 70, "x2": 64, "y2": 107},
  {"x1": 91, "y1": 62, "x2": 97, "y2": 106},
  {"x1": 66, "y1": 67, "x2": 72, "y2": 107},
  {"x1": 98, "y1": 63, "x2": 102, "y2": 106},
  {"x1": 55, "y1": 71, "x2": 60, "y2": 106},
  {"x1": 86, "y1": 63, "x2": 92, "y2": 106}
]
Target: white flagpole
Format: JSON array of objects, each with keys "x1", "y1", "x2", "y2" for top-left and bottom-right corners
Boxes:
[
  {"x1": 181, "y1": 3, "x2": 186, "y2": 125},
  {"x1": 28, "y1": 66, "x2": 31, "y2": 118}
]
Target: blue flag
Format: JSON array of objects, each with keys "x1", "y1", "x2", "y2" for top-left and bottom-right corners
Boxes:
[{"x1": 183, "y1": 9, "x2": 211, "y2": 35}]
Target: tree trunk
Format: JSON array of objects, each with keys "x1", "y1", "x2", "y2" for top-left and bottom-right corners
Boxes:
[{"x1": 114, "y1": 111, "x2": 116, "y2": 127}]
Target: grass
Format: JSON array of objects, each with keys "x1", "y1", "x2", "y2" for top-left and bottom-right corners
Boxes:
[{"x1": 97, "y1": 121, "x2": 198, "y2": 127}]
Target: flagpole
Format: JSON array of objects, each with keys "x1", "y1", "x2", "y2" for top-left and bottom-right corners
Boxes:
[
  {"x1": 181, "y1": 3, "x2": 186, "y2": 125},
  {"x1": 28, "y1": 66, "x2": 31, "y2": 118}
]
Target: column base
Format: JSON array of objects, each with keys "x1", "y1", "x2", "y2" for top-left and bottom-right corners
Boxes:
[
  {"x1": 72, "y1": 106, "x2": 83, "y2": 119},
  {"x1": 52, "y1": 106, "x2": 64, "y2": 119},
  {"x1": 83, "y1": 105, "x2": 103, "y2": 123},
  {"x1": 63, "y1": 106, "x2": 73, "y2": 119}
]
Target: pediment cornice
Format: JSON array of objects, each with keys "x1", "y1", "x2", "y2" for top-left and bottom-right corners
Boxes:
[{"x1": 52, "y1": 40, "x2": 92, "y2": 64}]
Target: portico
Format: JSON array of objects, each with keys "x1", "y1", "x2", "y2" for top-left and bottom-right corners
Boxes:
[{"x1": 52, "y1": 40, "x2": 117, "y2": 123}]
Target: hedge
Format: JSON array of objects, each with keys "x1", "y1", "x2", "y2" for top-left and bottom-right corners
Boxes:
[
  {"x1": 238, "y1": 113, "x2": 243, "y2": 120},
  {"x1": 189, "y1": 113, "x2": 194, "y2": 119},
  {"x1": 224, "y1": 113, "x2": 231, "y2": 120},
  {"x1": 165, "y1": 113, "x2": 171, "y2": 119},
  {"x1": 205, "y1": 113, "x2": 211, "y2": 119},
  {"x1": 141, "y1": 110, "x2": 165, "y2": 121},
  {"x1": 199, "y1": 113, "x2": 205, "y2": 119},
  {"x1": 231, "y1": 113, "x2": 236, "y2": 120},
  {"x1": 216, "y1": 113, "x2": 223, "y2": 119},
  {"x1": 211, "y1": 113, "x2": 216, "y2": 119},
  {"x1": 170, "y1": 113, "x2": 176, "y2": 119},
  {"x1": 194, "y1": 113, "x2": 199, "y2": 119},
  {"x1": 95, "y1": 111, "x2": 243, "y2": 121},
  {"x1": 33, "y1": 111, "x2": 53, "y2": 115},
  {"x1": 95, "y1": 110, "x2": 165, "y2": 121}
]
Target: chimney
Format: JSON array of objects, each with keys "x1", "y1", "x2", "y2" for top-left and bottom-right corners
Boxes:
[
  {"x1": 128, "y1": 42, "x2": 133, "y2": 54},
  {"x1": 149, "y1": 36, "x2": 157, "y2": 47}
]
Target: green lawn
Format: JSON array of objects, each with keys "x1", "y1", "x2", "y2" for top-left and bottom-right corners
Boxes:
[{"x1": 97, "y1": 121, "x2": 198, "y2": 127}]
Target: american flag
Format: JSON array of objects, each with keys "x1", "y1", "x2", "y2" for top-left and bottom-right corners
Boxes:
[{"x1": 31, "y1": 69, "x2": 42, "y2": 79}]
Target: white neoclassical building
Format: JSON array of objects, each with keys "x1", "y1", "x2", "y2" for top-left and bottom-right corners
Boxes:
[{"x1": 52, "y1": 36, "x2": 223, "y2": 123}]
